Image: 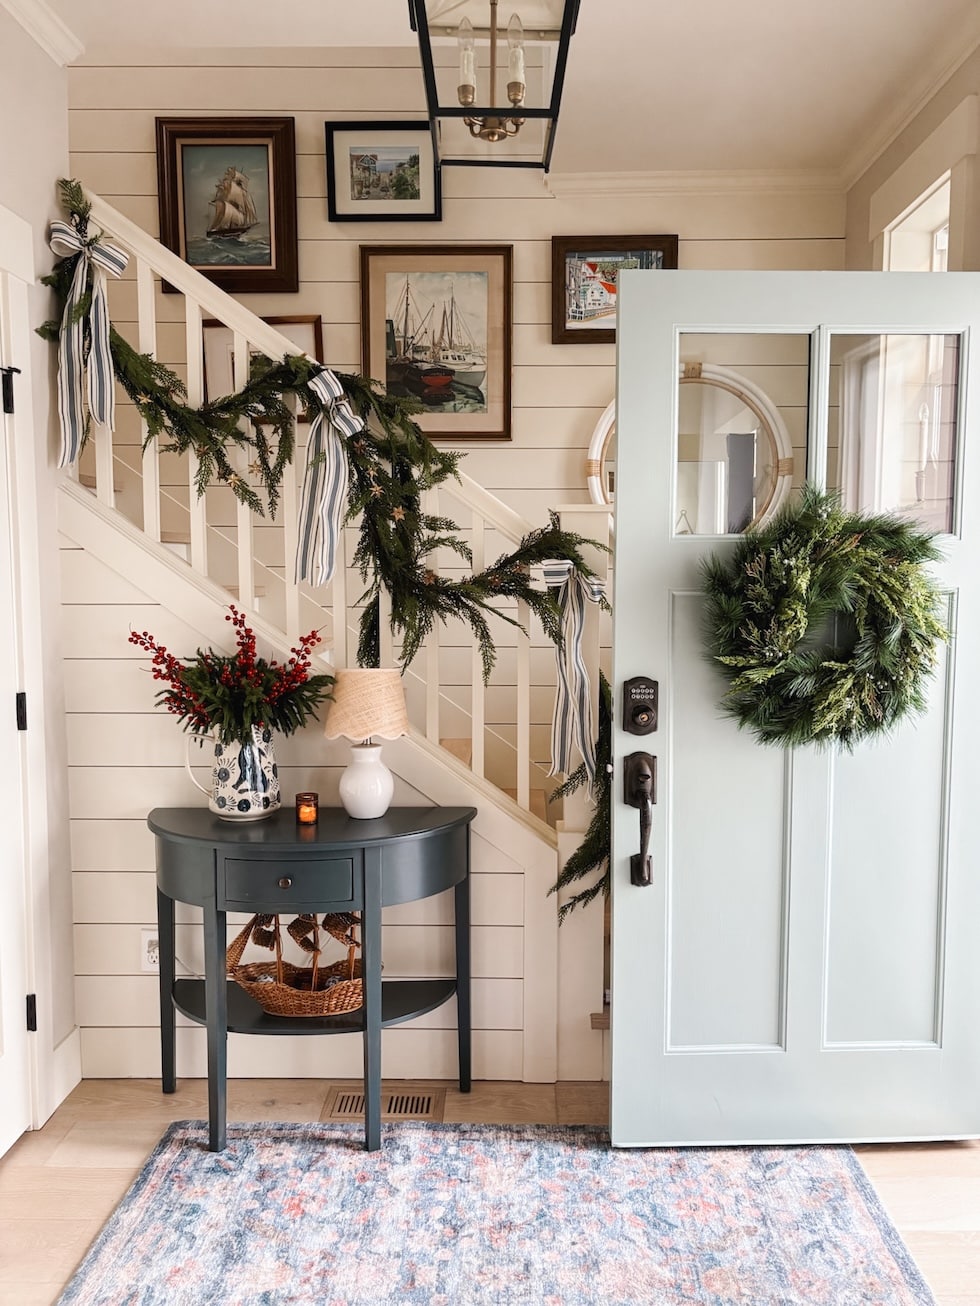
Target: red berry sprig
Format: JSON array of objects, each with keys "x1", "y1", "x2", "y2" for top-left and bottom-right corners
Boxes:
[{"x1": 129, "y1": 605, "x2": 330, "y2": 744}]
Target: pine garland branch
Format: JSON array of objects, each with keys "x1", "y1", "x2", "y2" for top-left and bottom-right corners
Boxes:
[
  {"x1": 353, "y1": 510, "x2": 609, "y2": 680},
  {"x1": 548, "y1": 672, "x2": 612, "y2": 921}
]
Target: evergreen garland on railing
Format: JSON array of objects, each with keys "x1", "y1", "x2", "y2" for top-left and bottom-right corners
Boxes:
[{"x1": 39, "y1": 178, "x2": 605, "y2": 684}]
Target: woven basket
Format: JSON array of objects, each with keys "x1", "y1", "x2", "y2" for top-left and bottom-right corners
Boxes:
[{"x1": 227, "y1": 912, "x2": 363, "y2": 1017}]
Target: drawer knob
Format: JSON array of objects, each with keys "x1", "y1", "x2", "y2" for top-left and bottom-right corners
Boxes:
[{"x1": 278, "y1": 876, "x2": 292, "y2": 890}]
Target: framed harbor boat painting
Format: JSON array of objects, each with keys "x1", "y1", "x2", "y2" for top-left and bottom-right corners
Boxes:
[
  {"x1": 325, "y1": 121, "x2": 441, "y2": 223},
  {"x1": 360, "y1": 245, "x2": 512, "y2": 441},
  {"x1": 155, "y1": 117, "x2": 299, "y2": 293},
  {"x1": 551, "y1": 234, "x2": 678, "y2": 343}
]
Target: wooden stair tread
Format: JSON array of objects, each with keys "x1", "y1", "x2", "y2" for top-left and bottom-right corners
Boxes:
[
  {"x1": 439, "y1": 737, "x2": 473, "y2": 766},
  {"x1": 503, "y1": 787, "x2": 548, "y2": 822},
  {"x1": 78, "y1": 472, "x2": 121, "y2": 492}
]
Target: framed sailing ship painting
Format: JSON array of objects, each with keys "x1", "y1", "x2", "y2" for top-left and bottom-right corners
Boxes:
[
  {"x1": 155, "y1": 117, "x2": 299, "y2": 293},
  {"x1": 360, "y1": 245, "x2": 512, "y2": 441},
  {"x1": 325, "y1": 121, "x2": 441, "y2": 223}
]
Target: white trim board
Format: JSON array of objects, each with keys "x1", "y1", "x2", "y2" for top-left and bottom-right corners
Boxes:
[
  {"x1": 0, "y1": 204, "x2": 34, "y2": 282},
  {"x1": 841, "y1": 23, "x2": 980, "y2": 190},
  {"x1": 869, "y1": 95, "x2": 979, "y2": 240},
  {"x1": 0, "y1": 0, "x2": 84, "y2": 65}
]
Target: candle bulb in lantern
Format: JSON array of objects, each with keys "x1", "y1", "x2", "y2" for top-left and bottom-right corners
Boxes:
[
  {"x1": 507, "y1": 12, "x2": 525, "y2": 92},
  {"x1": 457, "y1": 16, "x2": 476, "y2": 104},
  {"x1": 296, "y1": 792, "x2": 319, "y2": 825}
]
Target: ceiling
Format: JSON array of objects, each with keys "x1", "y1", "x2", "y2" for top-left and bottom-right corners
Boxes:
[{"x1": 45, "y1": 0, "x2": 980, "y2": 181}]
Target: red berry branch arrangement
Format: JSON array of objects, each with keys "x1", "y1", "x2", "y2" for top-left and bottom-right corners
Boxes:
[{"x1": 128, "y1": 606, "x2": 333, "y2": 745}]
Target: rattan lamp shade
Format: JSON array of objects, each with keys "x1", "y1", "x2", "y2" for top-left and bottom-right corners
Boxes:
[{"x1": 323, "y1": 669, "x2": 409, "y2": 742}]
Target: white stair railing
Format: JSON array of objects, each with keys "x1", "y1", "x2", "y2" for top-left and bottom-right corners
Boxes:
[{"x1": 74, "y1": 188, "x2": 611, "y2": 827}]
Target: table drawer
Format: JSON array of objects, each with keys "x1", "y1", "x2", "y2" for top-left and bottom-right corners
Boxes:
[{"x1": 222, "y1": 857, "x2": 355, "y2": 909}]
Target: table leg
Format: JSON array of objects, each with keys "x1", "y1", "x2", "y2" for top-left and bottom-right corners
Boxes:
[
  {"x1": 454, "y1": 840, "x2": 472, "y2": 1093},
  {"x1": 362, "y1": 848, "x2": 383, "y2": 1151},
  {"x1": 203, "y1": 902, "x2": 228, "y2": 1152},
  {"x1": 157, "y1": 888, "x2": 176, "y2": 1094}
]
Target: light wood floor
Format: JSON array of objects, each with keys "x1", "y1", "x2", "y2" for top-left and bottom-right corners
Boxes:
[{"x1": 1, "y1": 1079, "x2": 978, "y2": 1305}]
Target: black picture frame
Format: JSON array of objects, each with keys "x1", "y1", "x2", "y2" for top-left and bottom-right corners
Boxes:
[
  {"x1": 155, "y1": 116, "x2": 299, "y2": 294},
  {"x1": 326, "y1": 121, "x2": 441, "y2": 223}
]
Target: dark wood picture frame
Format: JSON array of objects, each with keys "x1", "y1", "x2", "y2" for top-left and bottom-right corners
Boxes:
[
  {"x1": 202, "y1": 315, "x2": 324, "y2": 418},
  {"x1": 325, "y1": 120, "x2": 441, "y2": 223},
  {"x1": 155, "y1": 116, "x2": 299, "y2": 294},
  {"x1": 551, "y1": 234, "x2": 679, "y2": 344},
  {"x1": 360, "y1": 244, "x2": 512, "y2": 442}
]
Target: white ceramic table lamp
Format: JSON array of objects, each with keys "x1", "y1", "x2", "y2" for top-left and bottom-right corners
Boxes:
[{"x1": 323, "y1": 669, "x2": 409, "y2": 818}]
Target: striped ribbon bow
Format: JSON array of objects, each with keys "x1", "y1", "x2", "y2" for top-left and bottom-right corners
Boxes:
[
  {"x1": 543, "y1": 560, "x2": 606, "y2": 792},
  {"x1": 48, "y1": 219, "x2": 129, "y2": 469},
  {"x1": 295, "y1": 369, "x2": 364, "y2": 586}
]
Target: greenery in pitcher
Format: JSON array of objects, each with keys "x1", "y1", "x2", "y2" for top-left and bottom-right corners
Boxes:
[{"x1": 129, "y1": 605, "x2": 333, "y2": 745}]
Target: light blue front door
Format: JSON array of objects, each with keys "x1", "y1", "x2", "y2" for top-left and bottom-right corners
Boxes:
[{"x1": 610, "y1": 270, "x2": 980, "y2": 1146}]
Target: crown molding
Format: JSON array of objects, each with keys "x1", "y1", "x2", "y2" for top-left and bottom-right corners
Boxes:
[
  {"x1": 0, "y1": 0, "x2": 84, "y2": 65},
  {"x1": 545, "y1": 169, "x2": 844, "y2": 198},
  {"x1": 840, "y1": 20, "x2": 980, "y2": 191}
]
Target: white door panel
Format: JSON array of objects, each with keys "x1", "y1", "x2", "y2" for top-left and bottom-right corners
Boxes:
[
  {"x1": 610, "y1": 271, "x2": 980, "y2": 1147},
  {"x1": 667, "y1": 591, "x2": 789, "y2": 1052}
]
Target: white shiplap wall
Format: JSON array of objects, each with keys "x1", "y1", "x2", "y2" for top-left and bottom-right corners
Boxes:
[
  {"x1": 62, "y1": 540, "x2": 548, "y2": 1080},
  {"x1": 63, "y1": 45, "x2": 845, "y2": 1081}
]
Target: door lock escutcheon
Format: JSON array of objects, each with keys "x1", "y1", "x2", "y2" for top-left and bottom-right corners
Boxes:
[{"x1": 623, "y1": 676, "x2": 658, "y2": 735}]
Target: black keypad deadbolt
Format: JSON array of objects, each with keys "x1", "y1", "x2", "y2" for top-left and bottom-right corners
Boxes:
[{"x1": 623, "y1": 676, "x2": 658, "y2": 735}]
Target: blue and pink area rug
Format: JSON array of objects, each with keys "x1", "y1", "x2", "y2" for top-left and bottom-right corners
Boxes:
[{"x1": 57, "y1": 1120, "x2": 934, "y2": 1305}]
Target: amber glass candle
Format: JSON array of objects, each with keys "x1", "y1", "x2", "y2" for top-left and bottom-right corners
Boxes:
[{"x1": 295, "y1": 792, "x2": 319, "y2": 825}]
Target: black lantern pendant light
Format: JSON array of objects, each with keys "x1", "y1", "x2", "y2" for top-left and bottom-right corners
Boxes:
[{"x1": 408, "y1": 0, "x2": 580, "y2": 172}]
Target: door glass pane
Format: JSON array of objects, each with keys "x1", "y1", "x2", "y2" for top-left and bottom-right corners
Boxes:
[
  {"x1": 674, "y1": 333, "x2": 808, "y2": 536},
  {"x1": 827, "y1": 333, "x2": 959, "y2": 534}
]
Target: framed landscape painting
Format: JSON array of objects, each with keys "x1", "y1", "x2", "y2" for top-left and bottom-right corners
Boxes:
[
  {"x1": 326, "y1": 121, "x2": 441, "y2": 223},
  {"x1": 551, "y1": 234, "x2": 679, "y2": 343},
  {"x1": 155, "y1": 116, "x2": 298, "y2": 293},
  {"x1": 360, "y1": 245, "x2": 512, "y2": 441}
]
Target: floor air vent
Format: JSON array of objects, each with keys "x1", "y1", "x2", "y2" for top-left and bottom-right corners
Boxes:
[{"x1": 323, "y1": 1086, "x2": 446, "y2": 1121}]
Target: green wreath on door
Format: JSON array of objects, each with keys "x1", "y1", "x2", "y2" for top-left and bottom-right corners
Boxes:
[{"x1": 701, "y1": 486, "x2": 948, "y2": 749}]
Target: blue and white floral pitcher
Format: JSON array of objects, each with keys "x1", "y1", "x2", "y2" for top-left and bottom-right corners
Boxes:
[{"x1": 186, "y1": 727, "x2": 281, "y2": 821}]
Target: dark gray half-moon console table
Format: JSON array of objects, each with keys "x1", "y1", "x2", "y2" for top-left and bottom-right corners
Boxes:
[{"x1": 148, "y1": 805, "x2": 477, "y2": 1152}]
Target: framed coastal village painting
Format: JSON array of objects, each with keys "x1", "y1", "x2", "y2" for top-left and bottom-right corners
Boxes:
[
  {"x1": 202, "y1": 315, "x2": 324, "y2": 417},
  {"x1": 325, "y1": 121, "x2": 441, "y2": 223},
  {"x1": 155, "y1": 117, "x2": 299, "y2": 293},
  {"x1": 360, "y1": 245, "x2": 512, "y2": 441},
  {"x1": 551, "y1": 234, "x2": 679, "y2": 343}
]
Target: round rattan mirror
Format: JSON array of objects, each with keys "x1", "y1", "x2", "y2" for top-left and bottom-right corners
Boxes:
[{"x1": 586, "y1": 362, "x2": 794, "y2": 531}]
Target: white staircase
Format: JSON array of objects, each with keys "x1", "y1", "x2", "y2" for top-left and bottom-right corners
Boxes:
[
  {"x1": 57, "y1": 187, "x2": 614, "y2": 1086},
  {"x1": 64, "y1": 188, "x2": 612, "y2": 837}
]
